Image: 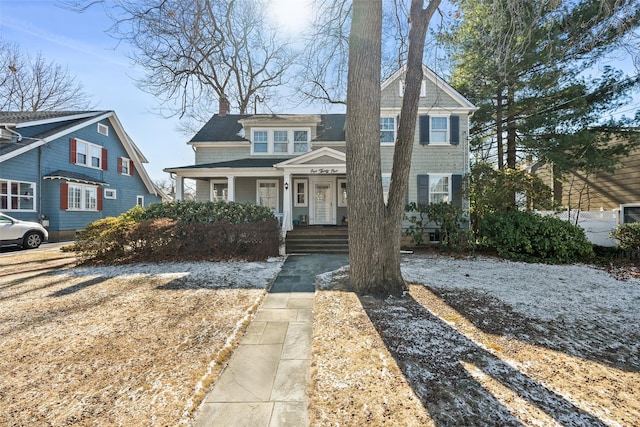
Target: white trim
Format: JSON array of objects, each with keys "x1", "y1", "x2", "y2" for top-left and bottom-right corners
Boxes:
[
  {"x1": 293, "y1": 179, "x2": 308, "y2": 207},
  {"x1": 380, "y1": 116, "x2": 396, "y2": 145},
  {"x1": 620, "y1": 203, "x2": 640, "y2": 224},
  {"x1": 0, "y1": 179, "x2": 36, "y2": 212},
  {"x1": 337, "y1": 178, "x2": 347, "y2": 207},
  {"x1": 97, "y1": 123, "x2": 109, "y2": 136},
  {"x1": 381, "y1": 65, "x2": 477, "y2": 110},
  {"x1": 67, "y1": 183, "x2": 98, "y2": 211},
  {"x1": 136, "y1": 195, "x2": 144, "y2": 206},
  {"x1": 309, "y1": 177, "x2": 336, "y2": 225},
  {"x1": 428, "y1": 174, "x2": 452, "y2": 204},
  {"x1": 429, "y1": 115, "x2": 451, "y2": 145},
  {"x1": 74, "y1": 138, "x2": 104, "y2": 170},
  {"x1": 104, "y1": 189, "x2": 117, "y2": 199},
  {"x1": 256, "y1": 179, "x2": 279, "y2": 211},
  {"x1": 250, "y1": 127, "x2": 311, "y2": 155}
]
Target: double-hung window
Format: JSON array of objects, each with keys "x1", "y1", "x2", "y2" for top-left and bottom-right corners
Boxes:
[
  {"x1": 252, "y1": 129, "x2": 311, "y2": 154},
  {"x1": 253, "y1": 131, "x2": 268, "y2": 153},
  {"x1": 73, "y1": 139, "x2": 105, "y2": 169},
  {"x1": 380, "y1": 117, "x2": 395, "y2": 144},
  {"x1": 429, "y1": 175, "x2": 450, "y2": 204},
  {"x1": 294, "y1": 130, "x2": 309, "y2": 153},
  {"x1": 257, "y1": 180, "x2": 278, "y2": 211},
  {"x1": 273, "y1": 130, "x2": 289, "y2": 153},
  {"x1": 430, "y1": 116, "x2": 448, "y2": 144}
]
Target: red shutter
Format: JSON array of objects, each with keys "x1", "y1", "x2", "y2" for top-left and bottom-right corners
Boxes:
[
  {"x1": 70, "y1": 139, "x2": 77, "y2": 164},
  {"x1": 102, "y1": 148, "x2": 108, "y2": 170},
  {"x1": 130, "y1": 162, "x2": 135, "y2": 176},
  {"x1": 97, "y1": 188, "x2": 103, "y2": 211},
  {"x1": 118, "y1": 157, "x2": 123, "y2": 174},
  {"x1": 60, "y1": 182, "x2": 68, "y2": 210}
]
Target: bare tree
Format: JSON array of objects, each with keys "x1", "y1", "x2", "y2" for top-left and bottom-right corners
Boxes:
[
  {"x1": 0, "y1": 40, "x2": 93, "y2": 111},
  {"x1": 65, "y1": 0, "x2": 294, "y2": 120},
  {"x1": 346, "y1": 0, "x2": 440, "y2": 295}
]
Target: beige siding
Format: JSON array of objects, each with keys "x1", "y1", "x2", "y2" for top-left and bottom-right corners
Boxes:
[
  {"x1": 381, "y1": 75, "x2": 463, "y2": 109},
  {"x1": 195, "y1": 146, "x2": 250, "y2": 164}
]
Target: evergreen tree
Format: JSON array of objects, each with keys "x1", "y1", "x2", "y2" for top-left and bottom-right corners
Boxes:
[{"x1": 443, "y1": 0, "x2": 640, "y2": 207}]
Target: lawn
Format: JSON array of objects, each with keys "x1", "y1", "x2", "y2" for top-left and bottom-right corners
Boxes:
[
  {"x1": 0, "y1": 249, "x2": 282, "y2": 426},
  {"x1": 310, "y1": 253, "x2": 640, "y2": 426}
]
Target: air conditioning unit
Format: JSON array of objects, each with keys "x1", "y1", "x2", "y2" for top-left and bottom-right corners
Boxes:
[{"x1": 620, "y1": 203, "x2": 640, "y2": 224}]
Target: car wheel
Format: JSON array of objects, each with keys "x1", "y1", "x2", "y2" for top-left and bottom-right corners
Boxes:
[{"x1": 23, "y1": 231, "x2": 43, "y2": 249}]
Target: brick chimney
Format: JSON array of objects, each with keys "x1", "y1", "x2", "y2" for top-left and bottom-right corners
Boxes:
[{"x1": 219, "y1": 97, "x2": 230, "y2": 116}]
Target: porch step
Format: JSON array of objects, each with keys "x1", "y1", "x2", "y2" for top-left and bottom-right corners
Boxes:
[{"x1": 285, "y1": 227, "x2": 349, "y2": 254}]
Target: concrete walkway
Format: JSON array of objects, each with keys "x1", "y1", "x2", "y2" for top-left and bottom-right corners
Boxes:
[{"x1": 194, "y1": 254, "x2": 349, "y2": 427}]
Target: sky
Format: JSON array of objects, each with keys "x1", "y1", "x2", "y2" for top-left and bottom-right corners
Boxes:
[{"x1": 0, "y1": 0, "x2": 313, "y2": 183}]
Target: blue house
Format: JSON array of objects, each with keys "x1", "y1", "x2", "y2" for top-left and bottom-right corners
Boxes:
[{"x1": 0, "y1": 111, "x2": 165, "y2": 242}]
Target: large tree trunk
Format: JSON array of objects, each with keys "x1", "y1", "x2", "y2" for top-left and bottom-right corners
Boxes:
[
  {"x1": 381, "y1": 0, "x2": 440, "y2": 292},
  {"x1": 346, "y1": 0, "x2": 385, "y2": 294}
]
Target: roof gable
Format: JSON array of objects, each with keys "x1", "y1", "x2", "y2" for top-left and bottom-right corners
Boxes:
[{"x1": 380, "y1": 65, "x2": 476, "y2": 110}]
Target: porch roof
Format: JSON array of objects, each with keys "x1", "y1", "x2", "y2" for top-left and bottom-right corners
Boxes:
[
  {"x1": 166, "y1": 157, "x2": 291, "y2": 171},
  {"x1": 43, "y1": 170, "x2": 109, "y2": 186}
]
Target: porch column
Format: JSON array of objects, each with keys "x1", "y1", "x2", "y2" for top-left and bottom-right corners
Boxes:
[
  {"x1": 175, "y1": 175, "x2": 184, "y2": 201},
  {"x1": 226, "y1": 175, "x2": 235, "y2": 202},
  {"x1": 283, "y1": 173, "x2": 293, "y2": 231}
]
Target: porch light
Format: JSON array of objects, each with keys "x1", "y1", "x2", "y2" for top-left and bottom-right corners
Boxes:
[{"x1": 284, "y1": 182, "x2": 289, "y2": 190}]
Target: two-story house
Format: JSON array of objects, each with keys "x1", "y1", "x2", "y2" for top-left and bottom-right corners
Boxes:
[
  {"x1": 165, "y1": 66, "x2": 476, "y2": 233},
  {"x1": 0, "y1": 111, "x2": 165, "y2": 242}
]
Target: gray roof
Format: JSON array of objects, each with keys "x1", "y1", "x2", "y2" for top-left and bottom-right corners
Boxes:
[
  {"x1": 43, "y1": 170, "x2": 109, "y2": 186},
  {"x1": 189, "y1": 114, "x2": 346, "y2": 143},
  {"x1": 0, "y1": 111, "x2": 110, "y2": 157},
  {"x1": 167, "y1": 157, "x2": 291, "y2": 170}
]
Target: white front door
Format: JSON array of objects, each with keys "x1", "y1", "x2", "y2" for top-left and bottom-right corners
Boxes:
[{"x1": 311, "y1": 180, "x2": 335, "y2": 225}]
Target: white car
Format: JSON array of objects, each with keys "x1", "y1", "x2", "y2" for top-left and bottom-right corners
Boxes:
[{"x1": 0, "y1": 213, "x2": 49, "y2": 249}]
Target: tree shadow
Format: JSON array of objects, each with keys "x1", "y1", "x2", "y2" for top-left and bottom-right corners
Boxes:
[
  {"x1": 359, "y1": 292, "x2": 608, "y2": 426},
  {"x1": 426, "y1": 285, "x2": 639, "y2": 373},
  {"x1": 49, "y1": 276, "x2": 108, "y2": 297}
]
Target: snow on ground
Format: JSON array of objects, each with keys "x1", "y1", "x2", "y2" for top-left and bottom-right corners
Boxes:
[{"x1": 59, "y1": 257, "x2": 284, "y2": 289}]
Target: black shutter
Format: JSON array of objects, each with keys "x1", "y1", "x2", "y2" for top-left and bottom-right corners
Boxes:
[
  {"x1": 419, "y1": 115, "x2": 430, "y2": 145},
  {"x1": 451, "y1": 174, "x2": 463, "y2": 208},
  {"x1": 417, "y1": 174, "x2": 429, "y2": 206},
  {"x1": 450, "y1": 115, "x2": 460, "y2": 145}
]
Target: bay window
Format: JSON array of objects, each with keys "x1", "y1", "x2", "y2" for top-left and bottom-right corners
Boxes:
[{"x1": 68, "y1": 184, "x2": 98, "y2": 211}]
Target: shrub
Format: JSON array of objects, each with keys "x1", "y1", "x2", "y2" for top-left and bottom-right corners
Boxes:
[
  {"x1": 75, "y1": 214, "x2": 138, "y2": 263},
  {"x1": 404, "y1": 202, "x2": 471, "y2": 251},
  {"x1": 76, "y1": 202, "x2": 280, "y2": 264},
  {"x1": 479, "y1": 210, "x2": 594, "y2": 264},
  {"x1": 142, "y1": 200, "x2": 274, "y2": 224},
  {"x1": 610, "y1": 222, "x2": 640, "y2": 251}
]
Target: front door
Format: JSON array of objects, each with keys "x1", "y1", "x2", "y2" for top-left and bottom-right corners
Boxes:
[{"x1": 311, "y1": 181, "x2": 335, "y2": 225}]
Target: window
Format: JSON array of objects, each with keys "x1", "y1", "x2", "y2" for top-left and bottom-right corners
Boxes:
[
  {"x1": 97, "y1": 123, "x2": 109, "y2": 136},
  {"x1": 251, "y1": 129, "x2": 311, "y2": 154},
  {"x1": 399, "y1": 80, "x2": 427, "y2": 97},
  {"x1": 380, "y1": 117, "x2": 395, "y2": 143},
  {"x1": 430, "y1": 116, "x2": 448, "y2": 144},
  {"x1": 0, "y1": 179, "x2": 35, "y2": 211},
  {"x1": 621, "y1": 204, "x2": 640, "y2": 224},
  {"x1": 257, "y1": 180, "x2": 278, "y2": 211},
  {"x1": 137, "y1": 196, "x2": 144, "y2": 206},
  {"x1": 294, "y1": 179, "x2": 307, "y2": 207},
  {"x1": 211, "y1": 181, "x2": 228, "y2": 202},
  {"x1": 294, "y1": 130, "x2": 309, "y2": 153},
  {"x1": 429, "y1": 175, "x2": 450, "y2": 204},
  {"x1": 67, "y1": 184, "x2": 98, "y2": 211},
  {"x1": 273, "y1": 130, "x2": 288, "y2": 153},
  {"x1": 74, "y1": 139, "x2": 104, "y2": 169},
  {"x1": 104, "y1": 189, "x2": 117, "y2": 199},
  {"x1": 118, "y1": 157, "x2": 132, "y2": 175},
  {"x1": 253, "y1": 131, "x2": 268, "y2": 153},
  {"x1": 338, "y1": 178, "x2": 347, "y2": 207},
  {"x1": 382, "y1": 174, "x2": 391, "y2": 204}
]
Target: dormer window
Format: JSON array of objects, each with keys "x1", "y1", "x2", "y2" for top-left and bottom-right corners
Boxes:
[{"x1": 251, "y1": 128, "x2": 311, "y2": 155}]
